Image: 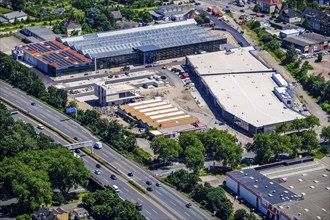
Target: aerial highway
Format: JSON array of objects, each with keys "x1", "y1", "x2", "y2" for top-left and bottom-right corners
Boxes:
[{"x1": 1, "y1": 81, "x2": 212, "y2": 220}]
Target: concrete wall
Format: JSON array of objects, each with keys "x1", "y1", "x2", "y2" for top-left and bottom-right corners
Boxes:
[{"x1": 240, "y1": 184, "x2": 258, "y2": 207}]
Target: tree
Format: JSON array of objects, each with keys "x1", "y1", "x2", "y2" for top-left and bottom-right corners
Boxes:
[
  {"x1": 183, "y1": 146, "x2": 204, "y2": 173},
  {"x1": 292, "y1": 118, "x2": 307, "y2": 132},
  {"x1": 321, "y1": 126, "x2": 330, "y2": 143},
  {"x1": 150, "y1": 137, "x2": 182, "y2": 163},
  {"x1": 302, "y1": 19, "x2": 310, "y2": 30},
  {"x1": 275, "y1": 122, "x2": 291, "y2": 134},
  {"x1": 253, "y1": 4, "x2": 260, "y2": 13},
  {"x1": 302, "y1": 130, "x2": 320, "y2": 153},
  {"x1": 285, "y1": 44, "x2": 298, "y2": 64},
  {"x1": 179, "y1": 132, "x2": 204, "y2": 153},
  {"x1": 305, "y1": 115, "x2": 320, "y2": 129},
  {"x1": 83, "y1": 189, "x2": 146, "y2": 220},
  {"x1": 316, "y1": 53, "x2": 323, "y2": 63},
  {"x1": 165, "y1": 170, "x2": 199, "y2": 193},
  {"x1": 290, "y1": 134, "x2": 303, "y2": 157},
  {"x1": 234, "y1": 209, "x2": 248, "y2": 220},
  {"x1": 12, "y1": 0, "x2": 26, "y2": 10}
]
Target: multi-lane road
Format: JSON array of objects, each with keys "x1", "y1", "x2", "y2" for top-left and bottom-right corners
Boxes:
[{"x1": 0, "y1": 81, "x2": 212, "y2": 220}]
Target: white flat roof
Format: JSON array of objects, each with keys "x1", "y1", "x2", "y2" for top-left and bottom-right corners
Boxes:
[
  {"x1": 187, "y1": 46, "x2": 271, "y2": 75},
  {"x1": 201, "y1": 72, "x2": 304, "y2": 127},
  {"x1": 273, "y1": 73, "x2": 288, "y2": 87}
]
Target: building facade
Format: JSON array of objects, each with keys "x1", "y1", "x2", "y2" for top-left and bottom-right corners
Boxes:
[
  {"x1": 302, "y1": 7, "x2": 330, "y2": 36},
  {"x1": 282, "y1": 33, "x2": 330, "y2": 53},
  {"x1": 256, "y1": 0, "x2": 282, "y2": 14}
]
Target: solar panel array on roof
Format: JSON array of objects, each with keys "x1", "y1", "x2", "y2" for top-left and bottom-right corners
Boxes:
[{"x1": 60, "y1": 19, "x2": 222, "y2": 59}]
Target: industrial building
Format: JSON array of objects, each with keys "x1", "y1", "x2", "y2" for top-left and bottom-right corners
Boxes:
[
  {"x1": 58, "y1": 19, "x2": 225, "y2": 70},
  {"x1": 118, "y1": 97, "x2": 206, "y2": 137},
  {"x1": 94, "y1": 83, "x2": 142, "y2": 106},
  {"x1": 14, "y1": 19, "x2": 225, "y2": 76},
  {"x1": 282, "y1": 33, "x2": 330, "y2": 53},
  {"x1": 226, "y1": 158, "x2": 330, "y2": 220},
  {"x1": 186, "y1": 47, "x2": 304, "y2": 134},
  {"x1": 21, "y1": 26, "x2": 61, "y2": 42},
  {"x1": 12, "y1": 40, "x2": 93, "y2": 76}
]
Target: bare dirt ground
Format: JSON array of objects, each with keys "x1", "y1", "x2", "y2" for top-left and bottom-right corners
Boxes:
[
  {"x1": 0, "y1": 36, "x2": 23, "y2": 55},
  {"x1": 305, "y1": 55, "x2": 330, "y2": 81}
]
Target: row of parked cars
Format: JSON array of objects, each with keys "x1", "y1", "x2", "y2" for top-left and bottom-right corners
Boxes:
[{"x1": 300, "y1": 50, "x2": 330, "y2": 59}]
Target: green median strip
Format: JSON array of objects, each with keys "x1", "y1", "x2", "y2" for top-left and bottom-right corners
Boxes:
[{"x1": 128, "y1": 180, "x2": 147, "y2": 194}]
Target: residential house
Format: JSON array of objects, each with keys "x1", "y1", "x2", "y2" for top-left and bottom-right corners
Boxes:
[
  {"x1": 280, "y1": 7, "x2": 302, "y2": 23},
  {"x1": 65, "y1": 21, "x2": 82, "y2": 36},
  {"x1": 117, "y1": 21, "x2": 139, "y2": 29},
  {"x1": 301, "y1": 7, "x2": 330, "y2": 36},
  {"x1": 112, "y1": 11, "x2": 123, "y2": 22},
  {"x1": 0, "y1": 10, "x2": 27, "y2": 23},
  {"x1": 282, "y1": 32, "x2": 330, "y2": 53},
  {"x1": 184, "y1": 10, "x2": 199, "y2": 20},
  {"x1": 154, "y1": 4, "x2": 194, "y2": 21},
  {"x1": 256, "y1": 0, "x2": 282, "y2": 14},
  {"x1": 33, "y1": 207, "x2": 68, "y2": 220},
  {"x1": 72, "y1": 207, "x2": 89, "y2": 220}
]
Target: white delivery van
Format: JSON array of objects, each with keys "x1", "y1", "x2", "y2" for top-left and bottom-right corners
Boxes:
[{"x1": 94, "y1": 141, "x2": 103, "y2": 149}]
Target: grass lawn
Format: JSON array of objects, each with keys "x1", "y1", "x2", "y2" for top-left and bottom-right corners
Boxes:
[
  {"x1": 0, "y1": 7, "x2": 11, "y2": 15},
  {"x1": 312, "y1": 151, "x2": 325, "y2": 159},
  {"x1": 134, "y1": 6, "x2": 157, "y2": 12}
]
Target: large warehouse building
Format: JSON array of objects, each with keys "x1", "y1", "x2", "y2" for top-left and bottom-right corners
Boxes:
[
  {"x1": 226, "y1": 157, "x2": 329, "y2": 220},
  {"x1": 13, "y1": 19, "x2": 226, "y2": 76},
  {"x1": 186, "y1": 47, "x2": 304, "y2": 134}
]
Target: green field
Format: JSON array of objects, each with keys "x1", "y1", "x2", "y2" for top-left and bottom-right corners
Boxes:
[{"x1": 0, "y1": 7, "x2": 11, "y2": 15}]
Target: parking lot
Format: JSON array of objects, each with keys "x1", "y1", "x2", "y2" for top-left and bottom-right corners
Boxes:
[{"x1": 302, "y1": 53, "x2": 330, "y2": 80}]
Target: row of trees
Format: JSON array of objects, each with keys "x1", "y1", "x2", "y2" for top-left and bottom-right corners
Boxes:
[
  {"x1": 165, "y1": 169, "x2": 244, "y2": 220},
  {"x1": 150, "y1": 129, "x2": 243, "y2": 173},
  {"x1": 275, "y1": 115, "x2": 320, "y2": 134},
  {"x1": 83, "y1": 188, "x2": 145, "y2": 220},
  {"x1": 0, "y1": 103, "x2": 90, "y2": 211},
  {"x1": 0, "y1": 52, "x2": 68, "y2": 110},
  {"x1": 246, "y1": 21, "x2": 330, "y2": 114}
]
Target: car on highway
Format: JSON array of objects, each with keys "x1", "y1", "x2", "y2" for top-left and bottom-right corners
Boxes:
[
  {"x1": 110, "y1": 174, "x2": 117, "y2": 180},
  {"x1": 94, "y1": 141, "x2": 103, "y2": 149},
  {"x1": 136, "y1": 203, "x2": 143, "y2": 211},
  {"x1": 146, "y1": 180, "x2": 152, "y2": 185},
  {"x1": 128, "y1": 172, "x2": 133, "y2": 177},
  {"x1": 186, "y1": 203, "x2": 192, "y2": 208},
  {"x1": 145, "y1": 64, "x2": 153, "y2": 68},
  {"x1": 31, "y1": 102, "x2": 36, "y2": 106},
  {"x1": 96, "y1": 164, "x2": 101, "y2": 168},
  {"x1": 95, "y1": 170, "x2": 101, "y2": 175},
  {"x1": 37, "y1": 124, "x2": 44, "y2": 130},
  {"x1": 73, "y1": 137, "x2": 78, "y2": 141},
  {"x1": 147, "y1": 187, "x2": 153, "y2": 192},
  {"x1": 75, "y1": 149, "x2": 81, "y2": 153},
  {"x1": 112, "y1": 185, "x2": 120, "y2": 192},
  {"x1": 238, "y1": 41, "x2": 244, "y2": 47},
  {"x1": 156, "y1": 182, "x2": 162, "y2": 187},
  {"x1": 162, "y1": 65, "x2": 167, "y2": 69}
]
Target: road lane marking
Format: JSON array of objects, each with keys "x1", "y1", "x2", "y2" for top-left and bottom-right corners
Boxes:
[
  {"x1": 138, "y1": 198, "x2": 143, "y2": 203},
  {"x1": 156, "y1": 191, "x2": 162, "y2": 195},
  {"x1": 145, "y1": 210, "x2": 151, "y2": 215},
  {"x1": 152, "y1": 209, "x2": 158, "y2": 214},
  {"x1": 64, "y1": 128, "x2": 70, "y2": 133},
  {"x1": 170, "y1": 201, "x2": 177, "y2": 206},
  {"x1": 123, "y1": 187, "x2": 129, "y2": 192},
  {"x1": 46, "y1": 109, "x2": 52, "y2": 113},
  {"x1": 184, "y1": 212, "x2": 191, "y2": 217}
]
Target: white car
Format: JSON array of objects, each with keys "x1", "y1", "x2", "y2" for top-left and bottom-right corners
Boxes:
[
  {"x1": 37, "y1": 124, "x2": 44, "y2": 130},
  {"x1": 95, "y1": 170, "x2": 101, "y2": 175}
]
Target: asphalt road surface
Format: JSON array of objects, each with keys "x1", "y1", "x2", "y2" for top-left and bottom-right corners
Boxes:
[
  {"x1": 196, "y1": 8, "x2": 250, "y2": 47},
  {"x1": 0, "y1": 81, "x2": 212, "y2": 220}
]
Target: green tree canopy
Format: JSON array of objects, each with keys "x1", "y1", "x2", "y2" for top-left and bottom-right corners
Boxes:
[
  {"x1": 150, "y1": 136, "x2": 182, "y2": 163},
  {"x1": 183, "y1": 146, "x2": 205, "y2": 173}
]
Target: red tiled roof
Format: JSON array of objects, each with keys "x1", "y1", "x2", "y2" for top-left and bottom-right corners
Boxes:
[
  {"x1": 257, "y1": 0, "x2": 282, "y2": 9},
  {"x1": 21, "y1": 40, "x2": 92, "y2": 68}
]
